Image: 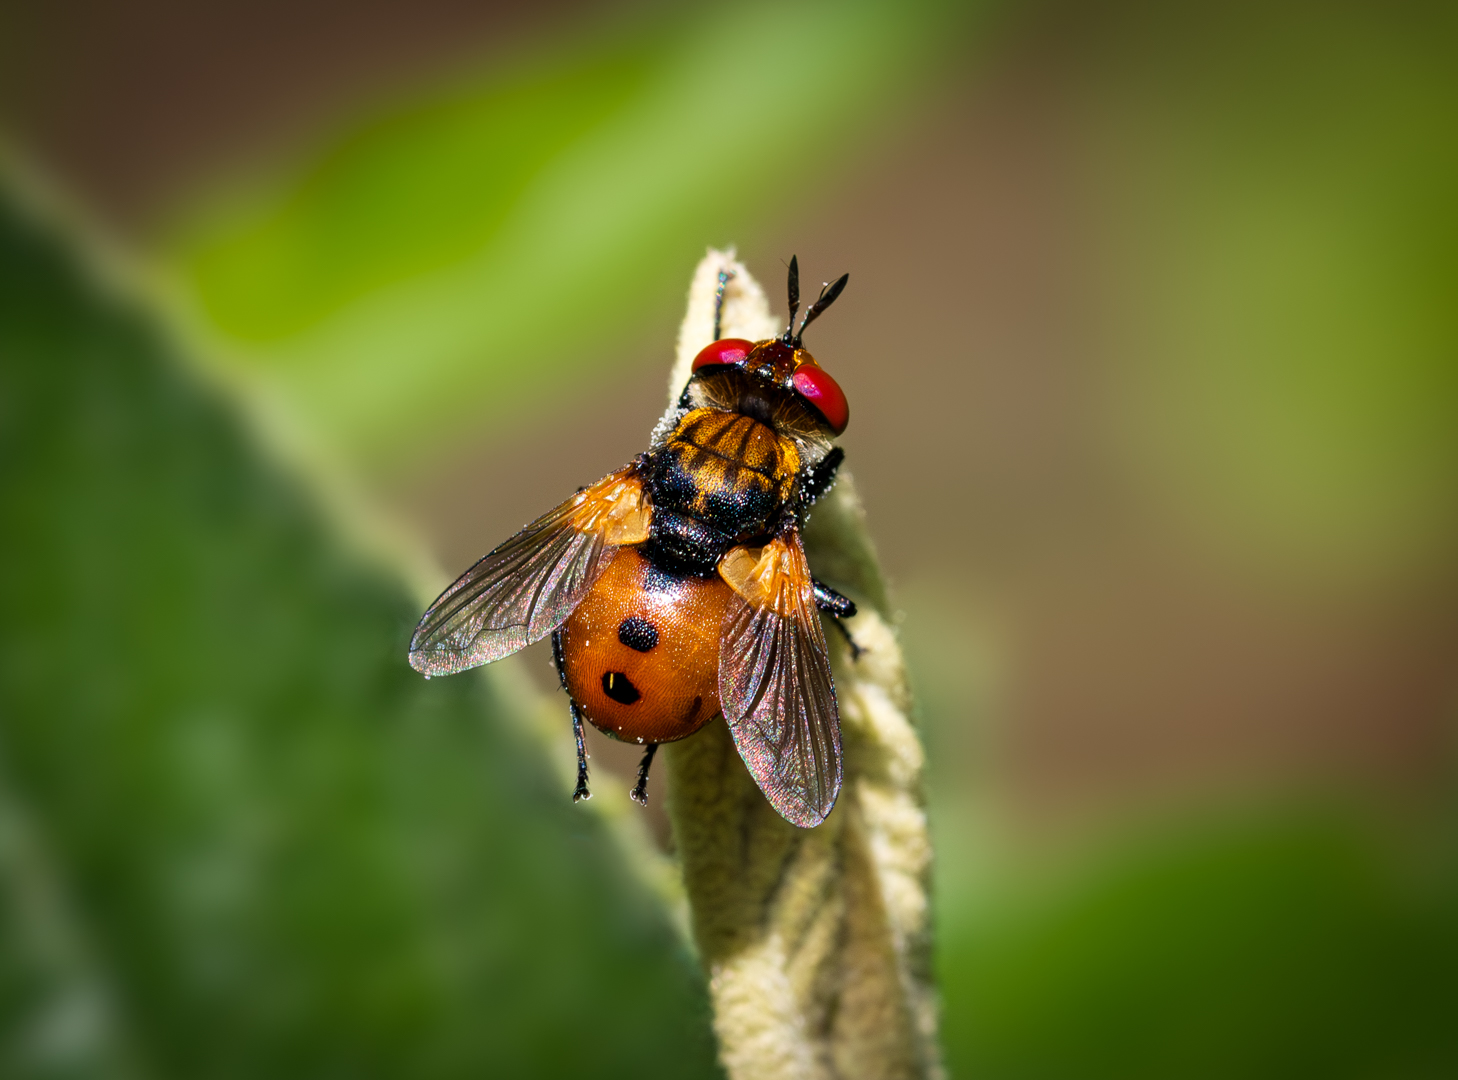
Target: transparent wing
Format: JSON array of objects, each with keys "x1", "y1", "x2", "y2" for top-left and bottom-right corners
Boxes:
[
  {"x1": 409, "y1": 467, "x2": 650, "y2": 676},
  {"x1": 718, "y1": 533, "x2": 842, "y2": 827}
]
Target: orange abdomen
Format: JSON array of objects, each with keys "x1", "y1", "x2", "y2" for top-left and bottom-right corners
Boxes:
[{"x1": 560, "y1": 546, "x2": 733, "y2": 744}]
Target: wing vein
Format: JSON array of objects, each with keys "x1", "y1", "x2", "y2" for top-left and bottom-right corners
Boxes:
[{"x1": 718, "y1": 534, "x2": 843, "y2": 826}]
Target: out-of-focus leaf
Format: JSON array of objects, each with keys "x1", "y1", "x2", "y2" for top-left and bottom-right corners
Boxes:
[
  {"x1": 161, "y1": 0, "x2": 969, "y2": 471},
  {"x1": 1086, "y1": 3, "x2": 1458, "y2": 587},
  {"x1": 177, "y1": 43, "x2": 658, "y2": 346},
  {"x1": 939, "y1": 811, "x2": 1458, "y2": 1079},
  {"x1": 0, "y1": 193, "x2": 719, "y2": 1078}
]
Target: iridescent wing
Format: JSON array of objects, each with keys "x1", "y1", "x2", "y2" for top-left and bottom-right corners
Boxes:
[
  {"x1": 409, "y1": 467, "x2": 651, "y2": 676},
  {"x1": 718, "y1": 532, "x2": 842, "y2": 827}
]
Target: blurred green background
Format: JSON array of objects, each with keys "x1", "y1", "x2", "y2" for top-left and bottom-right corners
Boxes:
[{"x1": 3, "y1": 0, "x2": 1457, "y2": 1076}]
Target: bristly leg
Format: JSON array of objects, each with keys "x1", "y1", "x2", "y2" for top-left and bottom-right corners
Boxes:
[
  {"x1": 553, "y1": 629, "x2": 592, "y2": 801},
  {"x1": 828, "y1": 616, "x2": 864, "y2": 661},
  {"x1": 813, "y1": 577, "x2": 857, "y2": 619},
  {"x1": 569, "y1": 703, "x2": 592, "y2": 801},
  {"x1": 631, "y1": 743, "x2": 659, "y2": 806},
  {"x1": 813, "y1": 578, "x2": 865, "y2": 660},
  {"x1": 800, "y1": 446, "x2": 844, "y2": 509},
  {"x1": 712, "y1": 269, "x2": 734, "y2": 341}
]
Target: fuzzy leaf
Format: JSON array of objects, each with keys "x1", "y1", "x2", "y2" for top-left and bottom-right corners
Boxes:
[
  {"x1": 663, "y1": 253, "x2": 941, "y2": 1080},
  {"x1": 0, "y1": 187, "x2": 719, "y2": 1079}
]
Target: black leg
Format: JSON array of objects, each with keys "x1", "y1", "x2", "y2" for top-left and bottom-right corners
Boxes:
[
  {"x1": 713, "y1": 268, "x2": 734, "y2": 340},
  {"x1": 552, "y1": 629, "x2": 592, "y2": 802},
  {"x1": 569, "y1": 704, "x2": 592, "y2": 802},
  {"x1": 812, "y1": 578, "x2": 864, "y2": 660},
  {"x1": 828, "y1": 616, "x2": 864, "y2": 661},
  {"x1": 630, "y1": 743, "x2": 659, "y2": 806},
  {"x1": 800, "y1": 446, "x2": 845, "y2": 508},
  {"x1": 812, "y1": 578, "x2": 856, "y2": 618}
]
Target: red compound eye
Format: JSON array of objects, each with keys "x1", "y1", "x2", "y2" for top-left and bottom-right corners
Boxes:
[
  {"x1": 792, "y1": 364, "x2": 849, "y2": 434},
  {"x1": 692, "y1": 338, "x2": 754, "y2": 371}
]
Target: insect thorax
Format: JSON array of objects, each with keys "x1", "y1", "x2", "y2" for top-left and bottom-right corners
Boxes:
[{"x1": 646, "y1": 408, "x2": 800, "y2": 552}]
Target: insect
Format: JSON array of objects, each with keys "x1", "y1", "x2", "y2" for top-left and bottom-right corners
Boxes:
[{"x1": 408, "y1": 258, "x2": 858, "y2": 827}]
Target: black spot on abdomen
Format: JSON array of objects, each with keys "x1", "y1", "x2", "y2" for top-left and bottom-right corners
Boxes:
[
  {"x1": 618, "y1": 616, "x2": 659, "y2": 652},
  {"x1": 602, "y1": 671, "x2": 641, "y2": 705}
]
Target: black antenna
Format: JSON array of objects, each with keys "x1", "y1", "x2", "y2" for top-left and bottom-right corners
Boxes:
[
  {"x1": 782, "y1": 256, "x2": 801, "y2": 344},
  {"x1": 792, "y1": 272, "x2": 849, "y2": 346}
]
